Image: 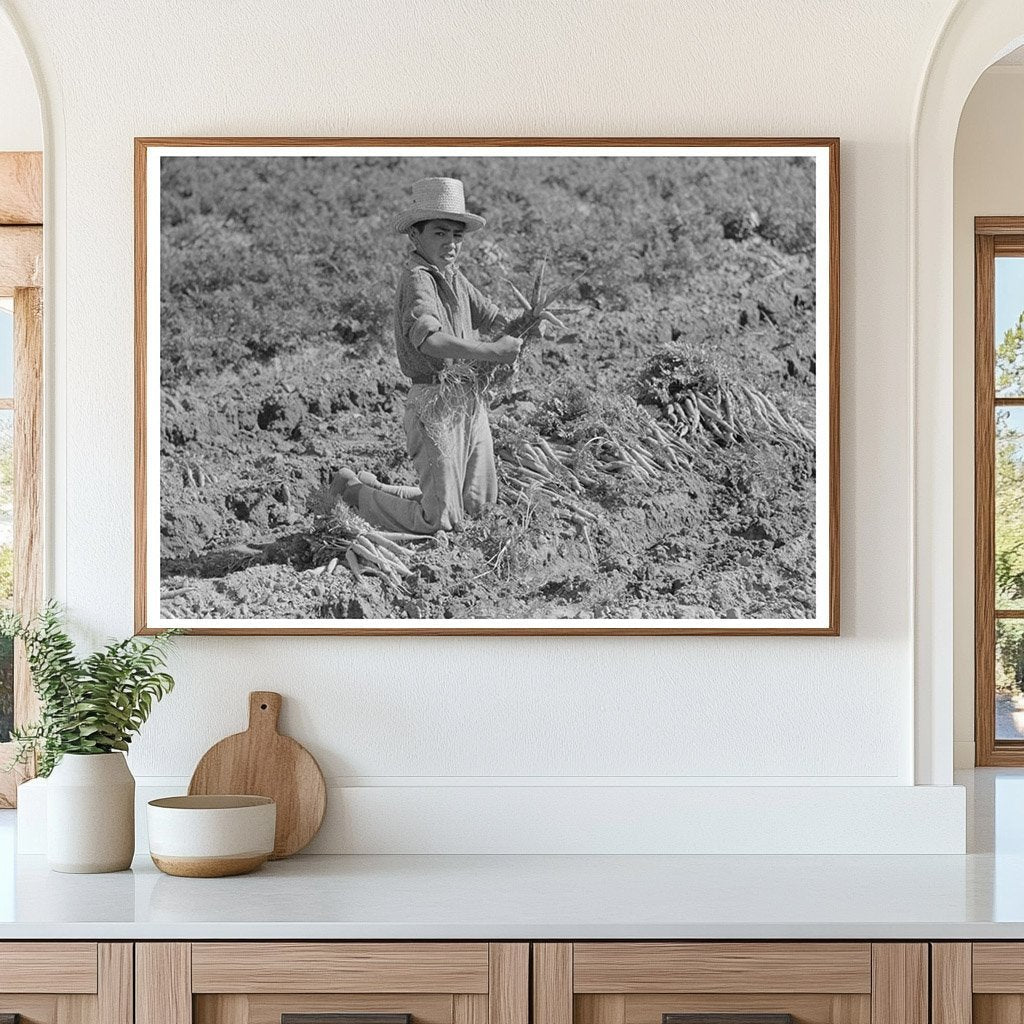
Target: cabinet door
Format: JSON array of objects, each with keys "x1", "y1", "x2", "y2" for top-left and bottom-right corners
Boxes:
[
  {"x1": 0, "y1": 943, "x2": 131, "y2": 1024},
  {"x1": 942, "y1": 943, "x2": 1024, "y2": 1024},
  {"x1": 137, "y1": 943, "x2": 528, "y2": 1024},
  {"x1": 533, "y1": 944, "x2": 928, "y2": 1024}
]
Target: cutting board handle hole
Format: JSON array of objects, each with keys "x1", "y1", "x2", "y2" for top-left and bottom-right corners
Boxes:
[{"x1": 260, "y1": 703, "x2": 268, "y2": 710}]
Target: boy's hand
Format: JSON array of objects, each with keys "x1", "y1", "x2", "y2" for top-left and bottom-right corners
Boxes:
[{"x1": 490, "y1": 334, "x2": 523, "y2": 364}]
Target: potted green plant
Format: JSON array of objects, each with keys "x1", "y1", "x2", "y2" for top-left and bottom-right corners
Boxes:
[{"x1": 1, "y1": 603, "x2": 178, "y2": 873}]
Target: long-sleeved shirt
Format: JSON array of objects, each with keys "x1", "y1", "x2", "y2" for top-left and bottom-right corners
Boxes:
[{"x1": 393, "y1": 252, "x2": 507, "y2": 383}]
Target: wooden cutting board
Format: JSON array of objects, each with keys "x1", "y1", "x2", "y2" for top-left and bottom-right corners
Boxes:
[{"x1": 188, "y1": 691, "x2": 327, "y2": 859}]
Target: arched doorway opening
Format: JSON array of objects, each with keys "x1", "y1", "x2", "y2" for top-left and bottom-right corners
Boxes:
[{"x1": 914, "y1": 1, "x2": 1024, "y2": 785}]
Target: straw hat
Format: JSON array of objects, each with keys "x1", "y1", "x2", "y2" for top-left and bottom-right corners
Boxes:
[{"x1": 393, "y1": 177, "x2": 486, "y2": 234}]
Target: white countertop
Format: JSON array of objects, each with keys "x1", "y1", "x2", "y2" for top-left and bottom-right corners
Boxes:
[
  {"x1": 0, "y1": 848, "x2": 1021, "y2": 940},
  {"x1": 1, "y1": 769, "x2": 1021, "y2": 941}
]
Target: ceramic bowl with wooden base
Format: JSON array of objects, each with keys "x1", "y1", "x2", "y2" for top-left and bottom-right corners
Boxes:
[{"x1": 147, "y1": 795, "x2": 276, "y2": 877}]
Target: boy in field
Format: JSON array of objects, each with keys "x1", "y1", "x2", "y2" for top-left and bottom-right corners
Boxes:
[{"x1": 332, "y1": 176, "x2": 521, "y2": 533}]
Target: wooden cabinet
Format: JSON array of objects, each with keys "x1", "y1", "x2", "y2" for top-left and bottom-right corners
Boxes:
[
  {"x1": 0, "y1": 943, "x2": 132, "y2": 1024},
  {"x1": 0, "y1": 938, "x2": 947, "y2": 1024},
  {"x1": 136, "y1": 944, "x2": 528, "y2": 1024},
  {"x1": 532, "y1": 944, "x2": 928, "y2": 1024},
  {"x1": 932, "y1": 943, "x2": 1024, "y2": 1024}
]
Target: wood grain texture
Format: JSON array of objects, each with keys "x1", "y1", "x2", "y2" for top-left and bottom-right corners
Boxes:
[
  {"x1": 0, "y1": 943, "x2": 97, "y2": 993},
  {"x1": 931, "y1": 945, "x2": 972, "y2": 1024},
  {"x1": 623, "y1": 994, "x2": 868, "y2": 1024},
  {"x1": 133, "y1": 137, "x2": 148, "y2": 634},
  {"x1": 977, "y1": 229, "x2": 998, "y2": 766},
  {"x1": 974, "y1": 224, "x2": 1024, "y2": 765},
  {"x1": 870, "y1": 945, "x2": 927, "y2": 1024},
  {"x1": 0, "y1": 747, "x2": 31, "y2": 807},
  {"x1": 977, "y1": 217, "x2": 1024, "y2": 236},
  {"x1": 488, "y1": 944, "x2": 528, "y2": 1024},
  {"x1": 133, "y1": 135, "x2": 839, "y2": 637},
  {"x1": 576, "y1": 996, "x2": 626, "y2": 1024},
  {"x1": 453, "y1": 994, "x2": 487, "y2": 1024},
  {"x1": 188, "y1": 691, "x2": 326, "y2": 858},
  {"x1": 191, "y1": 943, "x2": 489, "y2": 994},
  {"x1": 0, "y1": 153, "x2": 42, "y2": 224},
  {"x1": 573, "y1": 944, "x2": 871, "y2": 994},
  {"x1": 662, "y1": 1016, "x2": 792, "y2": 1024},
  {"x1": 975, "y1": 996, "x2": 1024, "y2": 1024},
  {"x1": 14, "y1": 286, "x2": 43, "y2": 734},
  {"x1": 136, "y1": 943, "x2": 192, "y2": 1024},
  {"x1": 534, "y1": 945, "x2": 572, "y2": 1024},
  {"x1": 826, "y1": 132, "x2": 841, "y2": 636},
  {"x1": 57, "y1": 993, "x2": 95, "y2": 1024},
  {"x1": 0, "y1": 998, "x2": 58, "y2": 1024},
  {"x1": 993, "y1": 238, "x2": 1024, "y2": 256},
  {"x1": 831, "y1": 995, "x2": 873, "y2": 1024},
  {"x1": 195, "y1": 995, "x2": 248, "y2": 1024},
  {"x1": 1, "y1": 1003, "x2": 58, "y2": 1024},
  {"x1": 975, "y1": 229, "x2": 1024, "y2": 762},
  {"x1": 0, "y1": 226, "x2": 42, "y2": 295},
  {"x1": 971, "y1": 944, "x2": 1024, "y2": 991},
  {"x1": 244, "y1": 995, "x2": 450, "y2": 1024},
  {"x1": 98, "y1": 945, "x2": 132, "y2": 1024},
  {"x1": 151, "y1": 853, "x2": 269, "y2": 877},
  {"x1": 281, "y1": 1016, "x2": 410, "y2": 1024}
]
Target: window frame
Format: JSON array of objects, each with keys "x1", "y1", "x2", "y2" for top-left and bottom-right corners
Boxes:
[
  {"x1": 0, "y1": 152, "x2": 43, "y2": 807},
  {"x1": 975, "y1": 217, "x2": 1024, "y2": 765}
]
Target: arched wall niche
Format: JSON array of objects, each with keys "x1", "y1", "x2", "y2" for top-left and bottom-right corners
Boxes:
[{"x1": 914, "y1": 0, "x2": 1024, "y2": 785}]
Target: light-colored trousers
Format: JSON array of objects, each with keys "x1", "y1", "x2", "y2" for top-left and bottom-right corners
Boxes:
[{"x1": 358, "y1": 384, "x2": 498, "y2": 534}]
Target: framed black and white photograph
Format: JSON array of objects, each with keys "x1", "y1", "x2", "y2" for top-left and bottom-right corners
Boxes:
[{"x1": 135, "y1": 137, "x2": 839, "y2": 635}]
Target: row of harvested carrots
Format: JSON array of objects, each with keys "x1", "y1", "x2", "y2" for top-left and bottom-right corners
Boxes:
[
  {"x1": 662, "y1": 383, "x2": 814, "y2": 451},
  {"x1": 309, "y1": 528, "x2": 432, "y2": 592},
  {"x1": 498, "y1": 411, "x2": 694, "y2": 521},
  {"x1": 308, "y1": 383, "x2": 813, "y2": 593}
]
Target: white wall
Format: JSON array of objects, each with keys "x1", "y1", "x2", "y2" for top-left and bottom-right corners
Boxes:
[
  {"x1": 2, "y1": 0, "x2": 972, "y2": 852},
  {"x1": 0, "y1": 9, "x2": 39, "y2": 151},
  {"x1": 953, "y1": 65, "x2": 1024, "y2": 767}
]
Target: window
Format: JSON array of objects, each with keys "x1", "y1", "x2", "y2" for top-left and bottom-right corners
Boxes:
[
  {"x1": 975, "y1": 218, "x2": 1024, "y2": 764},
  {"x1": 0, "y1": 301, "x2": 12, "y2": 745},
  {"x1": 0, "y1": 151, "x2": 43, "y2": 806}
]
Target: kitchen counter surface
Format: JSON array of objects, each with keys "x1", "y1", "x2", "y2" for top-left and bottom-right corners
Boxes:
[
  {"x1": 1, "y1": 768, "x2": 1022, "y2": 941},
  {"x1": 0, "y1": 849, "x2": 1023, "y2": 940}
]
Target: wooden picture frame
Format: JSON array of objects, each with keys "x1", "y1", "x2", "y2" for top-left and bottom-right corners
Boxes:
[{"x1": 135, "y1": 137, "x2": 839, "y2": 636}]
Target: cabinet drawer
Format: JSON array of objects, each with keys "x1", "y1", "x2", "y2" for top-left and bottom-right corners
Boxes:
[
  {"x1": 534, "y1": 944, "x2": 926, "y2": 1024},
  {"x1": 936, "y1": 942, "x2": 1024, "y2": 1024},
  {"x1": 139, "y1": 943, "x2": 528, "y2": 1024},
  {"x1": 0, "y1": 943, "x2": 130, "y2": 1024}
]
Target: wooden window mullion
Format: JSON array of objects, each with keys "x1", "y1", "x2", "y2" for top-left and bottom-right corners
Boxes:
[{"x1": 976, "y1": 230, "x2": 997, "y2": 763}]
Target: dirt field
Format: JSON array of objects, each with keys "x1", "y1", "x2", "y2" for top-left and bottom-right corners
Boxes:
[{"x1": 157, "y1": 153, "x2": 819, "y2": 622}]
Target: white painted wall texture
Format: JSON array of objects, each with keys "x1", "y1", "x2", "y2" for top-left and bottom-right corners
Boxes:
[
  {"x1": 0, "y1": 12, "x2": 39, "y2": 151},
  {"x1": 953, "y1": 66, "x2": 1024, "y2": 768},
  {"x1": 0, "y1": 0, "x2": 994, "y2": 851}
]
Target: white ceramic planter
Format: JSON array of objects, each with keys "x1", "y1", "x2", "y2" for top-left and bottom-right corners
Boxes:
[{"x1": 46, "y1": 752, "x2": 135, "y2": 873}]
